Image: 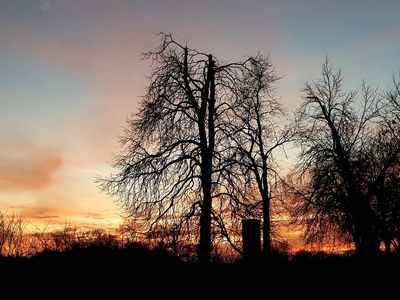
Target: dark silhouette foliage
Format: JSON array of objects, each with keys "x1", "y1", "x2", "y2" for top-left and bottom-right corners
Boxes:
[
  {"x1": 98, "y1": 33, "x2": 290, "y2": 262},
  {"x1": 289, "y1": 59, "x2": 400, "y2": 255}
]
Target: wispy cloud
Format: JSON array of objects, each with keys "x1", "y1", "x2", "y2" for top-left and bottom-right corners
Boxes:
[{"x1": 0, "y1": 141, "x2": 62, "y2": 191}]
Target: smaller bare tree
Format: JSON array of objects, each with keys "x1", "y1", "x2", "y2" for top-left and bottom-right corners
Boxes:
[
  {"x1": 291, "y1": 58, "x2": 384, "y2": 255},
  {"x1": 0, "y1": 212, "x2": 28, "y2": 257},
  {"x1": 225, "y1": 55, "x2": 293, "y2": 257}
]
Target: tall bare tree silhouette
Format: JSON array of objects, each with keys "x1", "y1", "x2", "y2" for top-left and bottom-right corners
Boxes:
[
  {"x1": 374, "y1": 73, "x2": 400, "y2": 252},
  {"x1": 99, "y1": 33, "x2": 272, "y2": 262},
  {"x1": 225, "y1": 55, "x2": 293, "y2": 257},
  {"x1": 291, "y1": 59, "x2": 384, "y2": 255}
]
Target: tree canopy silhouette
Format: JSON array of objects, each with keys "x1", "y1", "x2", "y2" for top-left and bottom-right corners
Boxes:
[
  {"x1": 374, "y1": 73, "x2": 400, "y2": 252},
  {"x1": 290, "y1": 59, "x2": 400, "y2": 255},
  {"x1": 99, "y1": 33, "x2": 279, "y2": 262},
  {"x1": 225, "y1": 56, "x2": 293, "y2": 256}
]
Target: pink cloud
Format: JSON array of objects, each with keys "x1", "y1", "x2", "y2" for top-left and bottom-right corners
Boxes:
[{"x1": 0, "y1": 142, "x2": 62, "y2": 191}]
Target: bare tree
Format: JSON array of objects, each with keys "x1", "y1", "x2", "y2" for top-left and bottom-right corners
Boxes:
[
  {"x1": 26, "y1": 223, "x2": 52, "y2": 255},
  {"x1": 50, "y1": 223, "x2": 81, "y2": 251},
  {"x1": 372, "y1": 73, "x2": 400, "y2": 253},
  {"x1": 0, "y1": 212, "x2": 28, "y2": 257},
  {"x1": 99, "y1": 33, "x2": 264, "y2": 263},
  {"x1": 226, "y1": 55, "x2": 293, "y2": 257},
  {"x1": 292, "y1": 58, "x2": 383, "y2": 255}
]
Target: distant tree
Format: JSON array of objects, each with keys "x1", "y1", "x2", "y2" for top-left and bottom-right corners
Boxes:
[
  {"x1": 50, "y1": 224, "x2": 81, "y2": 251},
  {"x1": 86, "y1": 229, "x2": 119, "y2": 248},
  {"x1": 226, "y1": 55, "x2": 293, "y2": 257},
  {"x1": 0, "y1": 212, "x2": 27, "y2": 257},
  {"x1": 99, "y1": 33, "x2": 269, "y2": 262},
  {"x1": 117, "y1": 218, "x2": 143, "y2": 244},
  {"x1": 27, "y1": 224, "x2": 52, "y2": 255},
  {"x1": 291, "y1": 59, "x2": 384, "y2": 255}
]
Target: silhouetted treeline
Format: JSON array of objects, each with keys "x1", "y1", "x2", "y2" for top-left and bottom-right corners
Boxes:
[
  {"x1": 1, "y1": 212, "x2": 399, "y2": 298},
  {"x1": 1, "y1": 236, "x2": 398, "y2": 299},
  {"x1": 0, "y1": 211, "x2": 237, "y2": 260}
]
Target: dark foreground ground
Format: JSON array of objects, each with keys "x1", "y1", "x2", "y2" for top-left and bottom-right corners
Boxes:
[{"x1": 1, "y1": 246, "x2": 399, "y2": 298}]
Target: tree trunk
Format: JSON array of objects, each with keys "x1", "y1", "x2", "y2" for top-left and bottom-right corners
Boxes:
[
  {"x1": 323, "y1": 103, "x2": 380, "y2": 256},
  {"x1": 199, "y1": 174, "x2": 212, "y2": 263},
  {"x1": 351, "y1": 201, "x2": 380, "y2": 256},
  {"x1": 198, "y1": 54, "x2": 215, "y2": 264},
  {"x1": 262, "y1": 191, "x2": 271, "y2": 257}
]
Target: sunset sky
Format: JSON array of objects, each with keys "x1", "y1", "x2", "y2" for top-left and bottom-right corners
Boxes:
[{"x1": 1, "y1": 0, "x2": 400, "y2": 232}]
